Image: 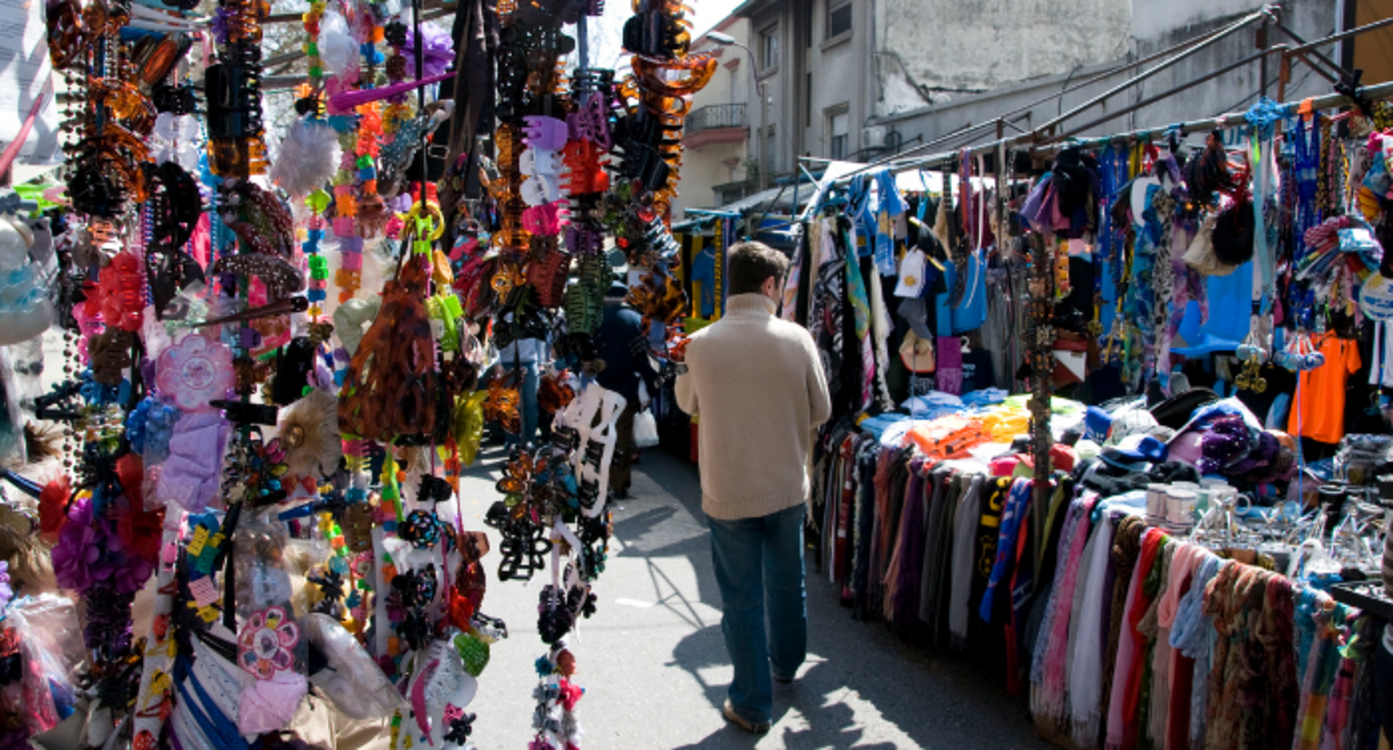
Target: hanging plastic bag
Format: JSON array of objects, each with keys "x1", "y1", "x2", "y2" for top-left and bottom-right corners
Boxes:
[{"x1": 633, "y1": 408, "x2": 659, "y2": 449}]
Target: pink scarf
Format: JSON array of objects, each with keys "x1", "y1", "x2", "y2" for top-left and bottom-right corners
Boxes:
[{"x1": 1035, "y1": 495, "x2": 1097, "y2": 722}]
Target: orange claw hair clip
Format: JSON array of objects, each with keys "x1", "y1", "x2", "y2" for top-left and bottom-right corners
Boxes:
[
  {"x1": 483, "y1": 377, "x2": 522, "y2": 436},
  {"x1": 625, "y1": 262, "x2": 689, "y2": 330},
  {"x1": 338, "y1": 257, "x2": 439, "y2": 441},
  {"x1": 631, "y1": 54, "x2": 717, "y2": 98},
  {"x1": 561, "y1": 140, "x2": 610, "y2": 195}
]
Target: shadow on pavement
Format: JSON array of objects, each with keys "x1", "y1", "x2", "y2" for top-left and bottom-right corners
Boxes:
[{"x1": 638, "y1": 447, "x2": 1045, "y2": 750}]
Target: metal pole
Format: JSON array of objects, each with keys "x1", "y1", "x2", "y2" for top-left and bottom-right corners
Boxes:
[
  {"x1": 816, "y1": 79, "x2": 1393, "y2": 195},
  {"x1": 1273, "y1": 21, "x2": 1347, "y2": 81},
  {"x1": 842, "y1": 22, "x2": 1246, "y2": 178},
  {"x1": 1285, "y1": 14, "x2": 1393, "y2": 55},
  {"x1": 1042, "y1": 47, "x2": 1276, "y2": 145},
  {"x1": 578, "y1": 15, "x2": 588, "y2": 71},
  {"x1": 1259, "y1": 20, "x2": 1270, "y2": 100}
]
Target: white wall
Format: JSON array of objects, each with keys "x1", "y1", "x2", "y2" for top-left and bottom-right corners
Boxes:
[{"x1": 877, "y1": 0, "x2": 1132, "y2": 117}]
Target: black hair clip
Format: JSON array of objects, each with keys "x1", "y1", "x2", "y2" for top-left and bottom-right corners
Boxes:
[
  {"x1": 270, "y1": 336, "x2": 317, "y2": 406},
  {"x1": 210, "y1": 400, "x2": 280, "y2": 425},
  {"x1": 418, "y1": 474, "x2": 453, "y2": 504},
  {"x1": 153, "y1": 83, "x2": 199, "y2": 115},
  {"x1": 35, "y1": 381, "x2": 85, "y2": 422},
  {"x1": 537, "y1": 585, "x2": 575, "y2": 644}
]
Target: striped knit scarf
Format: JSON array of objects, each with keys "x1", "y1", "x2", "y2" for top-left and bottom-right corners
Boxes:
[{"x1": 979, "y1": 479, "x2": 1032, "y2": 621}]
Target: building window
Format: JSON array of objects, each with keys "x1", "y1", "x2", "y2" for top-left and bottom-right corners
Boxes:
[
  {"x1": 828, "y1": 109, "x2": 849, "y2": 160},
  {"x1": 828, "y1": 0, "x2": 852, "y2": 40},
  {"x1": 760, "y1": 25, "x2": 779, "y2": 72}
]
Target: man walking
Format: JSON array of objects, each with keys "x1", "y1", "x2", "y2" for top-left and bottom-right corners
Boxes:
[
  {"x1": 675, "y1": 241, "x2": 832, "y2": 734},
  {"x1": 591, "y1": 280, "x2": 655, "y2": 499}
]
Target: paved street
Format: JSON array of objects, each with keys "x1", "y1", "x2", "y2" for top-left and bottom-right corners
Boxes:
[{"x1": 458, "y1": 443, "x2": 1053, "y2": 749}]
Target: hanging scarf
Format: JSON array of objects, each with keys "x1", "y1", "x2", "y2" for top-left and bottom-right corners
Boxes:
[
  {"x1": 843, "y1": 226, "x2": 876, "y2": 413},
  {"x1": 1203, "y1": 562, "x2": 1273, "y2": 750},
  {"x1": 1070, "y1": 508, "x2": 1119, "y2": 748},
  {"x1": 1168, "y1": 554, "x2": 1225, "y2": 748},
  {"x1": 1138, "y1": 541, "x2": 1179, "y2": 749},
  {"x1": 1105, "y1": 527, "x2": 1166, "y2": 750},
  {"x1": 978, "y1": 478, "x2": 1032, "y2": 621},
  {"x1": 872, "y1": 169, "x2": 905, "y2": 277},
  {"x1": 1123, "y1": 530, "x2": 1171, "y2": 750},
  {"x1": 1246, "y1": 97, "x2": 1290, "y2": 315},
  {"x1": 781, "y1": 225, "x2": 808, "y2": 322},
  {"x1": 810, "y1": 219, "x2": 846, "y2": 397},
  {"x1": 1157, "y1": 542, "x2": 1205, "y2": 750},
  {"x1": 1102, "y1": 515, "x2": 1147, "y2": 720},
  {"x1": 1032, "y1": 495, "x2": 1097, "y2": 725},
  {"x1": 866, "y1": 249, "x2": 896, "y2": 412},
  {"x1": 1293, "y1": 588, "x2": 1341, "y2": 750}
]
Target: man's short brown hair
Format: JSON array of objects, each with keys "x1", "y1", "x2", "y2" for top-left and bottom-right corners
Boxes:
[{"x1": 726, "y1": 241, "x2": 789, "y2": 296}]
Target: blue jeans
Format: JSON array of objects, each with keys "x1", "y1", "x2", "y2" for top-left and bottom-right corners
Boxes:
[
  {"x1": 707, "y1": 503, "x2": 807, "y2": 724},
  {"x1": 503, "y1": 361, "x2": 540, "y2": 449}
]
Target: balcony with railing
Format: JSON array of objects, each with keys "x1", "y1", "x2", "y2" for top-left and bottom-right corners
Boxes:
[{"x1": 684, "y1": 104, "x2": 749, "y2": 148}]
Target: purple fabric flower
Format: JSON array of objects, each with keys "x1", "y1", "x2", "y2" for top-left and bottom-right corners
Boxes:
[
  {"x1": 51, "y1": 497, "x2": 99, "y2": 593},
  {"x1": 0, "y1": 561, "x2": 11, "y2": 613},
  {"x1": 403, "y1": 22, "x2": 455, "y2": 79},
  {"x1": 50, "y1": 496, "x2": 156, "y2": 596}
]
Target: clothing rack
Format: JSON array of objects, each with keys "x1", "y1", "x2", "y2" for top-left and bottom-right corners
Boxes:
[{"x1": 816, "y1": 80, "x2": 1393, "y2": 197}]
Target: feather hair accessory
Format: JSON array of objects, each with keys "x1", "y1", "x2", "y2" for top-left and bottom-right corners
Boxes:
[
  {"x1": 318, "y1": 12, "x2": 359, "y2": 82},
  {"x1": 271, "y1": 118, "x2": 343, "y2": 199},
  {"x1": 276, "y1": 389, "x2": 343, "y2": 481}
]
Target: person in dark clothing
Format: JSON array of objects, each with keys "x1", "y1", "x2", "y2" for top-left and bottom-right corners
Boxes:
[{"x1": 590, "y1": 280, "x2": 656, "y2": 499}]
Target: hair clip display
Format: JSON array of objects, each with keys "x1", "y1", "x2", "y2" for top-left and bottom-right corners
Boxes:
[{"x1": 17, "y1": 0, "x2": 718, "y2": 744}]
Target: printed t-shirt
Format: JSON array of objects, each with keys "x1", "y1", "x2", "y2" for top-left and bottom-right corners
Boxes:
[{"x1": 1288, "y1": 334, "x2": 1362, "y2": 444}]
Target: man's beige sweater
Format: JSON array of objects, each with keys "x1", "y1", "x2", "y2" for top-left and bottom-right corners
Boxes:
[{"x1": 675, "y1": 293, "x2": 832, "y2": 520}]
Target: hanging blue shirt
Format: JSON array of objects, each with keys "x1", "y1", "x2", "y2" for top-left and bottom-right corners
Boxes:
[
  {"x1": 689, "y1": 246, "x2": 719, "y2": 318},
  {"x1": 1174, "y1": 261, "x2": 1253, "y2": 355},
  {"x1": 950, "y1": 249, "x2": 989, "y2": 334}
]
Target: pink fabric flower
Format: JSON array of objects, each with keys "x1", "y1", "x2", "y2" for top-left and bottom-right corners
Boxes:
[
  {"x1": 238, "y1": 606, "x2": 300, "y2": 680},
  {"x1": 156, "y1": 334, "x2": 234, "y2": 412}
]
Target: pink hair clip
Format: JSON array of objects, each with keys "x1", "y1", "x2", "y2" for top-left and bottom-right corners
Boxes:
[{"x1": 522, "y1": 201, "x2": 568, "y2": 236}]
